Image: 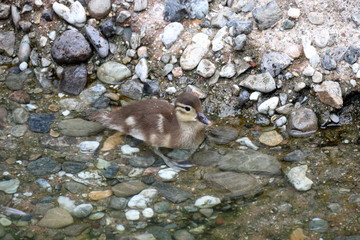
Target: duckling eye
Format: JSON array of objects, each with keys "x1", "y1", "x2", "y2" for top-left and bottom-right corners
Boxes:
[{"x1": 184, "y1": 106, "x2": 191, "y2": 112}]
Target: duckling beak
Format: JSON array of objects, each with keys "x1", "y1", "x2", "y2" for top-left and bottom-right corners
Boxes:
[{"x1": 196, "y1": 113, "x2": 212, "y2": 126}]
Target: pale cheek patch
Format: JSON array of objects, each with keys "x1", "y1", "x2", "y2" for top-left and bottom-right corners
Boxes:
[
  {"x1": 108, "y1": 124, "x2": 124, "y2": 132},
  {"x1": 125, "y1": 116, "x2": 136, "y2": 126}
]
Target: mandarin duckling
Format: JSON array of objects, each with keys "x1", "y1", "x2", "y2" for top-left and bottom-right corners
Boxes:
[{"x1": 90, "y1": 92, "x2": 212, "y2": 170}]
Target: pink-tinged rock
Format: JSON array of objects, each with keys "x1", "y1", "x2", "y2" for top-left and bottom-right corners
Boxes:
[
  {"x1": 315, "y1": 81, "x2": 343, "y2": 109},
  {"x1": 284, "y1": 44, "x2": 302, "y2": 59},
  {"x1": 8, "y1": 90, "x2": 30, "y2": 104}
]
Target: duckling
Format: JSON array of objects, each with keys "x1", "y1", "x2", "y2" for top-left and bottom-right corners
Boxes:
[{"x1": 90, "y1": 92, "x2": 212, "y2": 170}]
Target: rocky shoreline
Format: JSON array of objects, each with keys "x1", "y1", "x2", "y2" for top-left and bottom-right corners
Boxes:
[{"x1": 0, "y1": 0, "x2": 359, "y2": 239}]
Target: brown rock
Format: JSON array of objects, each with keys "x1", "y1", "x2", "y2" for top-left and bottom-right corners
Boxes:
[
  {"x1": 60, "y1": 64, "x2": 87, "y2": 95},
  {"x1": 316, "y1": 81, "x2": 343, "y2": 109},
  {"x1": 290, "y1": 228, "x2": 307, "y2": 240},
  {"x1": 38, "y1": 208, "x2": 73, "y2": 228},
  {"x1": 8, "y1": 90, "x2": 30, "y2": 104},
  {"x1": 88, "y1": 190, "x2": 113, "y2": 200},
  {"x1": 112, "y1": 181, "x2": 147, "y2": 197},
  {"x1": 259, "y1": 130, "x2": 284, "y2": 146}
]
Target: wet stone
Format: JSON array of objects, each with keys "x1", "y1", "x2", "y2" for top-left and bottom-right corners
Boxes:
[
  {"x1": 252, "y1": 1, "x2": 282, "y2": 30},
  {"x1": 51, "y1": 30, "x2": 92, "y2": 64},
  {"x1": 8, "y1": 90, "x2": 31, "y2": 104},
  {"x1": 129, "y1": 155, "x2": 156, "y2": 168},
  {"x1": 309, "y1": 218, "x2": 329, "y2": 233},
  {"x1": 118, "y1": 80, "x2": 143, "y2": 100},
  {"x1": 39, "y1": 135, "x2": 77, "y2": 151},
  {"x1": 64, "y1": 181, "x2": 88, "y2": 194},
  {"x1": 109, "y1": 196, "x2": 128, "y2": 210},
  {"x1": 58, "y1": 118, "x2": 105, "y2": 137},
  {"x1": 62, "y1": 161, "x2": 87, "y2": 174},
  {"x1": 287, "y1": 108, "x2": 318, "y2": 137},
  {"x1": 72, "y1": 204, "x2": 93, "y2": 218},
  {"x1": 28, "y1": 113, "x2": 56, "y2": 133},
  {"x1": 91, "y1": 96, "x2": 110, "y2": 109},
  {"x1": 173, "y1": 229, "x2": 195, "y2": 240},
  {"x1": 207, "y1": 126, "x2": 239, "y2": 145},
  {"x1": 104, "y1": 165, "x2": 120, "y2": 178},
  {"x1": 283, "y1": 150, "x2": 310, "y2": 162},
  {"x1": 0, "y1": 179, "x2": 20, "y2": 194},
  {"x1": 147, "y1": 226, "x2": 172, "y2": 240},
  {"x1": 38, "y1": 208, "x2": 73, "y2": 228},
  {"x1": 63, "y1": 223, "x2": 91, "y2": 237},
  {"x1": 11, "y1": 125, "x2": 27, "y2": 137},
  {"x1": 217, "y1": 149, "x2": 281, "y2": 175},
  {"x1": 5, "y1": 68, "x2": 31, "y2": 91},
  {"x1": 143, "y1": 81, "x2": 160, "y2": 96},
  {"x1": 12, "y1": 108, "x2": 29, "y2": 124},
  {"x1": 204, "y1": 171, "x2": 261, "y2": 198},
  {"x1": 27, "y1": 157, "x2": 61, "y2": 176},
  {"x1": 97, "y1": 61, "x2": 131, "y2": 84},
  {"x1": 153, "y1": 182, "x2": 192, "y2": 203},
  {"x1": 112, "y1": 181, "x2": 147, "y2": 197}
]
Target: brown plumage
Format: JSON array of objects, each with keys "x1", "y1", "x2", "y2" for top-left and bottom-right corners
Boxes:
[{"x1": 90, "y1": 92, "x2": 212, "y2": 169}]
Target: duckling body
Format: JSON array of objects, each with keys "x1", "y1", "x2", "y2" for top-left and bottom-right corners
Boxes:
[{"x1": 91, "y1": 92, "x2": 211, "y2": 169}]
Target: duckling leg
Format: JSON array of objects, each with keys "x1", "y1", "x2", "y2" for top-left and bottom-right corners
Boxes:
[{"x1": 150, "y1": 147, "x2": 194, "y2": 171}]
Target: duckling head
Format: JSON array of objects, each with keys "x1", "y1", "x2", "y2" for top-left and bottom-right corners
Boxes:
[{"x1": 175, "y1": 92, "x2": 212, "y2": 126}]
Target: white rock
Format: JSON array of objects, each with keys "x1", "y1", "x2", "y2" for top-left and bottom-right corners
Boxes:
[
  {"x1": 125, "y1": 210, "x2": 140, "y2": 221},
  {"x1": 196, "y1": 59, "x2": 216, "y2": 78},
  {"x1": 180, "y1": 33, "x2": 211, "y2": 70},
  {"x1": 330, "y1": 114, "x2": 339, "y2": 123},
  {"x1": 116, "y1": 224, "x2": 125, "y2": 231},
  {"x1": 35, "y1": 0, "x2": 43, "y2": 7},
  {"x1": 142, "y1": 208, "x2": 154, "y2": 218},
  {"x1": 249, "y1": 91, "x2": 261, "y2": 101},
  {"x1": 79, "y1": 141, "x2": 100, "y2": 154},
  {"x1": 48, "y1": 31, "x2": 56, "y2": 40},
  {"x1": 294, "y1": 82, "x2": 306, "y2": 92},
  {"x1": 57, "y1": 196, "x2": 76, "y2": 212},
  {"x1": 194, "y1": 196, "x2": 221, "y2": 208},
  {"x1": 312, "y1": 71, "x2": 323, "y2": 83},
  {"x1": 302, "y1": 37, "x2": 320, "y2": 67},
  {"x1": 303, "y1": 65, "x2": 315, "y2": 77},
  {"x1": 96, "y1": 159, "x2": 111, "y2": 169},
  {"x1": 62, "y1": 110, "x2": 70, "y2": 116},
  {"x1": 52, "y1": 1, "x2": 86, "y2": 27},
  {"x1": 19, "y1": 62, "x2": 28, "y2": 71},
  {"x1": 39, "y1": 36, "x2": 48, "y2": 47},
  {"x1": 240, "y1": 72, "x2": 276, "y2": 93},
  {"x1": 128, "y1": 189, "x2": 158, "y2": 209},
  {"x1": 352, "y1": 63, "x2": 359, "y2": 73},
  {"x1": 135, "y1": 58, "x2": 148, "y2": 82},
  {"x1": 69, "y1": 170, "x2": 107, "y2": 186},
  {"x1": 121, "y1": 145, "x2": 140, "y2": 155},
  {"x1": 257, "y1": 97, "x2": 279, "y2": 116},
  {"x1": 275, "y1": 116, "x2": 287, "y2": 127},
  {"x1": 158, "y1": 168, "x2": 178, "y2": 181},
  {"x1": 165, "y1": 87, "x2": 177, "y2": 94},
  {"x1": 0, "y1": 218, "x2": 12, "y2": 227},
  {"x1": 41, "y1": 58, "x2": 52, "y2": 67},
  {"x1": 128, "y1": 168, "x2": 144, "y2": 177},
  {"x1": 236, "y1": 137, "x2": 259, "y2": 150},
  {"x1": 219, "y1": 63, "x2": 236, "y2": 78},
  {"x1": 286, "y1": 165, "x2": 314, "y2": 191},
  {"x1": 212, "y1": 26, "x2": 228, "y2": 52},
  {"x1": 288, "y1": 8, "x2": 300, "y2": 18},
  {"x1": 162, "y1": 22, "x2": 184, "y2": 49},
  {"x1": 314, "y1": 29, "x2": 330, "y2": 48}
]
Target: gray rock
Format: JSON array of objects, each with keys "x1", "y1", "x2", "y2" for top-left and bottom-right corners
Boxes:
[
  {"x1": 12, "y1": 108, "x2": 29, "y2": 124},
  {"x1": 196, "y1": 59, "x2": 216, "y2": 78},
  {"x1": 188, "y1": 0, "x2": 209, "y2": 19},
  {"x1": 219, "y1": 63, "x2": 236, "y2": 78},
  {"x1": 211, "y1": 7, "x2": 234, "y2": 28},
  {"x1": 147, "y1": 226, "x2": 172, "y2": 240},
  {"x1": 154, "y1": 201, "x2": 170, "y2": 213},
  {"x1": 97, "y1": 61, "x2": 131, "y2": 84},
  {"x1": 51, "y1": 30, "x2": 92, "y2": 64},
  {"x1": 315, "y1": 81, "x2": 343, "y2": 109},
  {"x1": 309, "y1": 218, "x2": 329, "y2": 233},
  {"x1": 239, "y1": 72, "x2": 276, "y2": 93},
  {"x1": 252, "y1": 1, "x2": 282, "y2": 30},
  {"x1": 118, "y1": 80, "x2": 143, "y2": 100},
  {"x1": 153, "y1": 182, "x2": 192, "y2": 203},
  {"x1": 11, "y1": 125, "x2": 27, "y2": 137},
  {"x1": 0, "y1": 4, "x2": 11, "y2": 19},
  {"x1": 18, "y1": 35, "x2": 31, "y2": 62},
  {"x1": 79, "y1": 84, "x2": 107, "y2": 106},
  {"x1": 207, "y1": 126, "x2": 239, "y2": 145},
  {"x1": 99, "y1": 18, "x2": 117, "y2": 38},
  {"x1": 135, "y1": 58, "x2": 149, "y2": 82},
  {"x1": 129, "y1": 155, "x2": 156, "y2": 168},
  {"x1": 109, "y1": 196, "x2": 128, "y2": 210},
  {"x1": 72, "y1": 204, "x2": 93, "y2": 218},
  {"x1": 212, "y1": 26, "x2": 228, "y2": 52},
  {"x1": 308, "y1": 12, "x2": 324, "y2": 25},
  {"x1": 143, "y1": 81, "x2": 160, "y2": 96},
  {"x1": 28, "y1": 113, "x2": 56, "y2": 133},
  {"x1": 130, "y1": 32, "x2": 141, "y2": 50},
  {"x1": 162, "y1": 22, "x2": 184, "y2": 49},
  {"x1": 234, "y1": 34, "x2": 246, "y2": 50},
  {"x1": 87, "y1": 0, "x2": 111, "y2": 19},
  {"x1": 162, "y1": 63, "x2": 174, "y2": 76},
  {"x1": 38, "y1": 208, "x2": 74, "y2": 228},
  {"x1": 64, "y1": 181, "x2": 88, "y2": 194},
  {"x1": 134, "y1": 0, "x2": 147, "y2": 12},
  {"x1": 60, "y1": 64, "x2": 87, "y2": 95},
  {"x1": 34, "y1": 68, "x2": 53, "y2": 88},
  {"x1": 27, "y1": 157, "x2": 61, "y2": 176},
  {"x1": 58, "y1": 118, "x2": 105, "y2": 137},
  {"x1": 282, "y1": 19, "x2": 295, "y2": 29},
  {"x1": 11, "y1": 5, "x2": 20, "y2": 27},
  {"x1": 227, "y1": 18, "x2": 253, "y2": 35},
  {"x1": 261, "y1": 52, "x2": 292, "y2": 77},
  {"x1": 283, "y1": 150, "x2": 310, "y2": 162},
  {"x1": 287, "y1": 108, "x2": 318, "y2": 137},
  {"x1": 242, "y1": 1, "x2": 256, "y2": 12},
  {"x1": 204, "y1": 171, "x2": 261, "y2": 198},
  {"x1": 164, "y1": 0, "x2": 188, "y2": 22},
  {"x1": 84, "y1": 25, "x2": 109, "y2": 58},
  {"x1": 173, "y1": 229, "x2": 195, "y2": 240},
  {"x1": 343, "y1": 45, "x2": 360, "y2": 64},
  {"x1": 0, "y1": 31, "x2": 15, "y2": 56},
  {"x1": 215, "y1": 149, "x2": 281, "y2": 175},
  {"x1": 116, "y1": 10, "x2": 131, "y2": 23},
  {"x1": 352, "y1": 13, "x2": 360, "y2": 25},
  {"x1": 322, "y1": 55, "x2": 336, "y2": 70},
  {"x1": 112, "y1": 181, "x2": 147, "y2": 197},
  {"x1": 62, "y1": 161, "x2": 87, "y2": 174},
  {"x1": 0, "y1": 179, "x2": 20, "y2": 194}
]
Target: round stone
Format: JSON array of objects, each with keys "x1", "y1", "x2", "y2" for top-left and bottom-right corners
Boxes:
[{"x1": 97, "y1": 61, "x2": 131, "y2": 84}]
